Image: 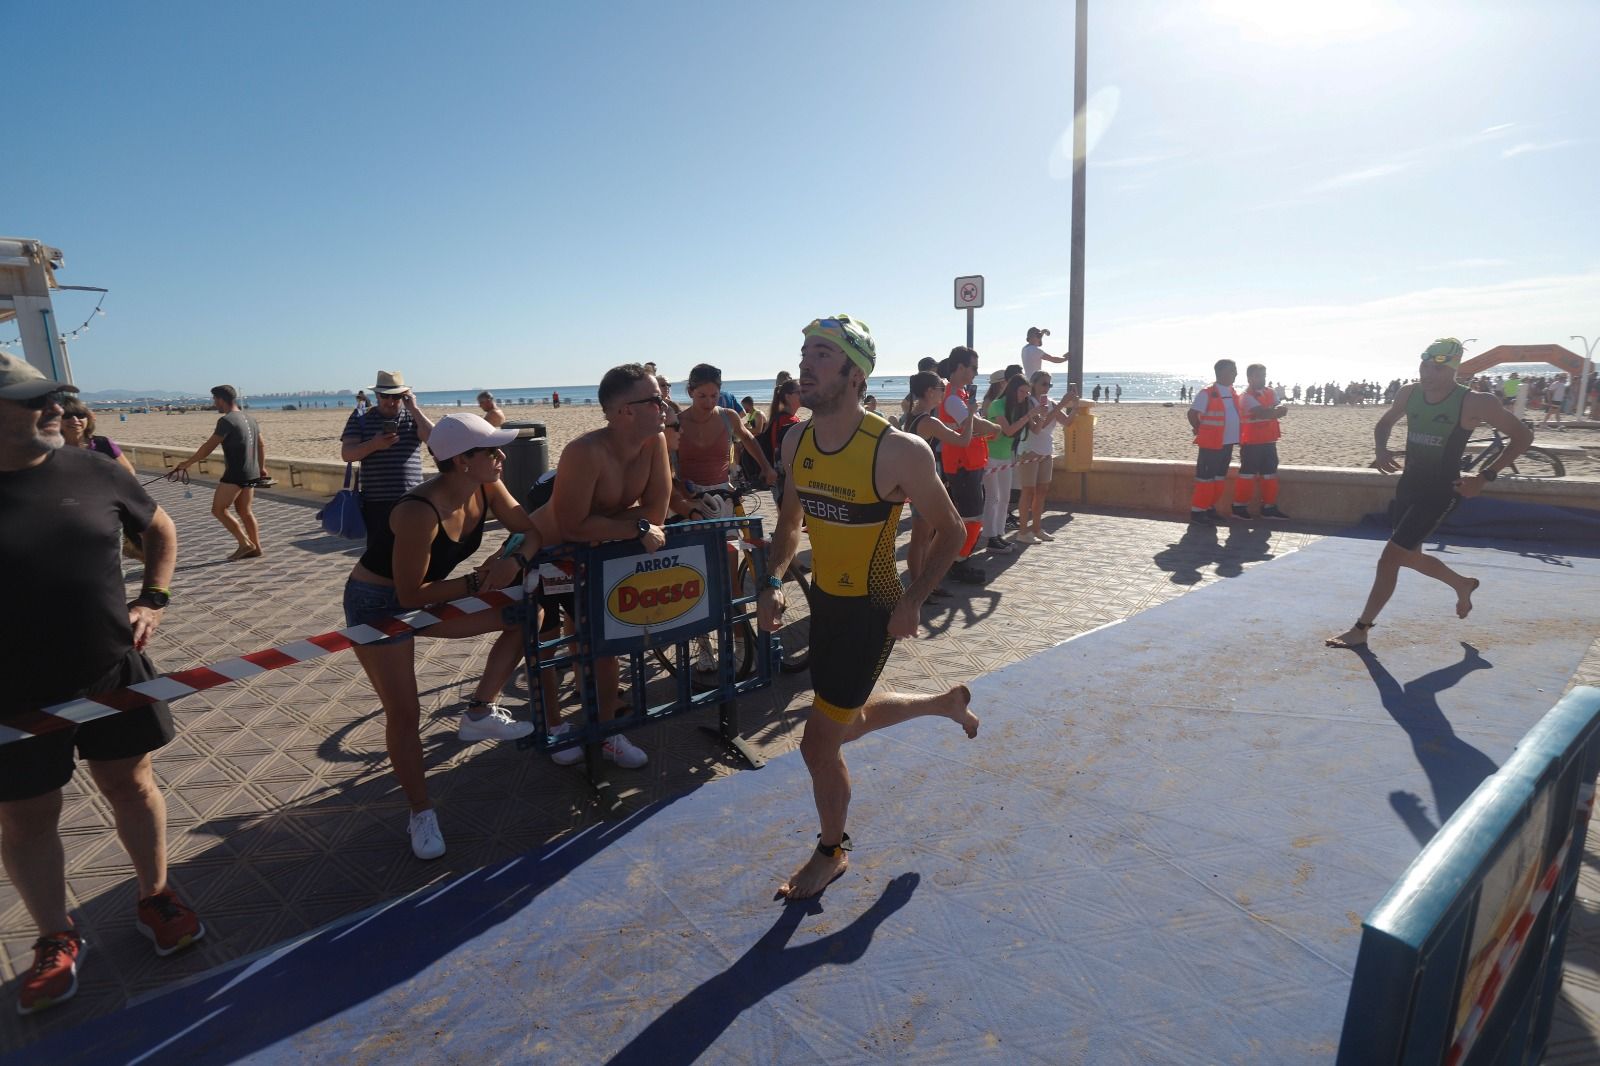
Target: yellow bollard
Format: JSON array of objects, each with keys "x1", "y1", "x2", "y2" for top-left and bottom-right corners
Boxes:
[{"x1": 1064, "y1": 405, "x2": 1096, "y2": 472}]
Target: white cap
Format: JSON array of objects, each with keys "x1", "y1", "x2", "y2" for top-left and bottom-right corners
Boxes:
[{"x1": 429, "y1": 413, "x2": 518, "y2": 460}]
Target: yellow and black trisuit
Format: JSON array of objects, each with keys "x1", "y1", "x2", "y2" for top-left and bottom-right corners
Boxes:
[{"x1": 790, "y1": 411, "x2": 903, "y2": 722}]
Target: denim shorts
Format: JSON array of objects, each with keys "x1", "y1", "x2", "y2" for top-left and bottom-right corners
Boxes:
[{"x1": 342, "y1": 578, "x2": 414, "y2": 645}]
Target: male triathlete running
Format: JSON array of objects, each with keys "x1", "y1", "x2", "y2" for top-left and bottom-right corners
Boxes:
[
  {"x1": 1325, "y1": 338, "x2": 1534, "y2": 649},
  {"x1": 759, "y1": 315, "x2": 979, "y2": 901}
]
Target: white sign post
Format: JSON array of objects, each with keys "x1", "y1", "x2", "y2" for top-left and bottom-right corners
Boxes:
[{"x1": 954, "y1": 275, "x2": 984, "y2": 348}]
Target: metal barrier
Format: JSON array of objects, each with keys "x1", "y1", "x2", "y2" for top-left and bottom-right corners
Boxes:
[
  {"x1": 517, "y1": 517, "x2": 774, "y2": 807},
  {"x1": 1338, "y1": 685, "x2": 1600, "y2": 1065}
]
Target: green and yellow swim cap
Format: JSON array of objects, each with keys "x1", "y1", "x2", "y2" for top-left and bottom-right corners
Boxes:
[
  {"x1": 1422, "y1": 337, "x2": 1464, "y2": 367},
  {"x1": 803, "y1": 315, "x2": 877, "y2": 376}
]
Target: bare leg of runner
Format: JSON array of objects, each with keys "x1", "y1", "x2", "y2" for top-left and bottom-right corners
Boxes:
[
  {"x1": 780, "y1": 685, "x2": 976, "y2": 900},
  {"x1": 1326, "y1": 543, "x2": 1480, "y2": 647}
]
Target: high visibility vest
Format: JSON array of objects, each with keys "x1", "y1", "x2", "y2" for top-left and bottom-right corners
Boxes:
[
  {"x1": 1240, "y1": 387, "x2": 1281, "y2": 444},
  {"x1": 1192, "y1": 385, "x2": 1244, "y2": 449},
  {"x1": 936, "y1": 392, "x2": 988, "y2": 473}
]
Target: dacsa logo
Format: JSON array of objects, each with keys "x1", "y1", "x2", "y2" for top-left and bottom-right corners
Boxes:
[{"x1": 607, "y1": 558, "x2": 705, "y2": 627}]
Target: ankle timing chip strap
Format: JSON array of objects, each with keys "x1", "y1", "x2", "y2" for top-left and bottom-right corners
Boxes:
[{"x1": 816, "y1": 833, "x2": 853, "y2": 858}]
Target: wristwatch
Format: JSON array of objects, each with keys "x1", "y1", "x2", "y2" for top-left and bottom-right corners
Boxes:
[
  {"x1": 1480, "y1": 467, "x2": 1499, "y2": 482},
  {"x1": 637, "y1": 518, "x2": 652, "y2": 539},
  {"x1": 134, "y1": 588, "x2": 171, "y2": 610},
  {"x1": 763, "y1": 574, "x2": 783, "y2": 590}
]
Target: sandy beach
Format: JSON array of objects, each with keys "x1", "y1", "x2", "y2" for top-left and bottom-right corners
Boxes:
[{"x1": 106, "y1": 399, "x2": 1599, "y2": 478}]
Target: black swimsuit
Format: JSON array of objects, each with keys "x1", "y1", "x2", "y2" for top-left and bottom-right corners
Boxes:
[{"x1": 358, "y1": 487, "x2": 488, "y2": 580}]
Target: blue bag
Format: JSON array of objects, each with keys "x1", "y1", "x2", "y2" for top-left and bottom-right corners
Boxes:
[{"x1": 318, "y1": 464, "x2": 366, "y2": 539}]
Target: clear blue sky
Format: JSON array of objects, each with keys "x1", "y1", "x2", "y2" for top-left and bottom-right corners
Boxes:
[{"x1": 7, "y1": 0, "x2": 1597, "y2": 392}]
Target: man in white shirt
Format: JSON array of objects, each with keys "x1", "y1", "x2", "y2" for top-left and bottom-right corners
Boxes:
[
  {"x1": 1542, "y1": 373, "x2": 1567, "y2": 427},
  {"x1": 1020, "y1": 327, "x2": 1070, "y2": 379},
  {"x1": 1185, "y1": 359, "x2": 1244, "y2": 525}
]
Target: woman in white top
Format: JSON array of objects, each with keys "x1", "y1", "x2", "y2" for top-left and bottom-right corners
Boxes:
[{"x1": 1015, "y1": 372, "x2": 1076, "y2": 542}]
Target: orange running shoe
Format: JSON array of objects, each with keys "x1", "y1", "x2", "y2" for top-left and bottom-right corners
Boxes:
[
  {"x1": 136, "y1": 890, "x2": 206, "y2": 956},
  {"x1": 17, "y1": 928, "x2": 85, "y2": 1016}
]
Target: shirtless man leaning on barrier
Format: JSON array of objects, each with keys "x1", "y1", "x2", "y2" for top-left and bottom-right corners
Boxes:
[
  {"x1": 547, "y1": 363, "x2": 672, "y2": 768},
  {"x1": 759, "y1": 315, "x2": 980, "y2": 901}
]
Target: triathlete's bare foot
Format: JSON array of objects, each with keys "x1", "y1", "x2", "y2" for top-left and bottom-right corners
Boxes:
[
  {"x1": 1456, "y1": 578, "x2": 1479, "y2": 619},
  {"x1": 946, "y1": 684, "x2": 979, "y2": 738},
  {"x1": 778, "y1": 849, "x2": 848, "y2": 901},
  {"x1": 1325, "y1": 623, "x2": 1371, "y2": 649},
  {"x1": 228, "y1": 544, "x2": 259, "y2": 561}
]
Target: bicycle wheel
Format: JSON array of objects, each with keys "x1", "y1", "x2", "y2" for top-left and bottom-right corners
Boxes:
[
  {"x1": 651, "y1": 623, "x2": 755, "y2": 689},
  {"x1": 1506, "y1": 447, "x2": 1565, "y2": 479},
  {"x1": 777, "y1": 563, "x2": 812, "y2": 673}
]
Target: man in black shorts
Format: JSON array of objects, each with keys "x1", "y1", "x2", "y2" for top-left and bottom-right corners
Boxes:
[
  {"x1": 173, "y1": 384, "x2": 266, "y2": 560},
  {"x1": 1326, "y1": 338, "x2": 1534, "y2": 649},
  {"x1": 0, "y1": 354, "x2": 203, "y2": 1015},
  {"x1": 759, "y1": 316, "x2": 980, "y2": 901}
]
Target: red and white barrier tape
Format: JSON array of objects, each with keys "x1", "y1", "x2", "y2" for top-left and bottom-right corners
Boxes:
[
  {"x1": 0, "y1": 586, "x2": 527, "y2": 747},
  {"x1": 1445, "y1": 781, "x2": 1596, "y2": 1066}
]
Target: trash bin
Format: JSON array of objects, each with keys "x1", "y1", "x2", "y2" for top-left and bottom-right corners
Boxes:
[
  {"x1": 1064, "y1": 405, "x2": 1096, "y2": 472},
  {"x1": 499, "y1": 422, "x2": 549, "y2": 509}
]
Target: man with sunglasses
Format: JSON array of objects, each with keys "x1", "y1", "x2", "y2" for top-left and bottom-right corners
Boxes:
[
  {"x1": 1326, "y1": 338, "x2": 1534, "y2": 650},
  {"x1": 546, "y1": 363, "x2": 673, "y2": 768},
  {"x1": 340, "y1": 370, "x2": 435, "y2": 547},
  {"x1": 0, "y1": 354, "x2": 203, "y2": 1015}
]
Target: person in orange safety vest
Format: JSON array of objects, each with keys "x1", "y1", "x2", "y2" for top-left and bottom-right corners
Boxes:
[
  {"x1": 1234, "y1": 363, "x2": 1291, "y2": 521},
  {"x1": 1185, "y1": 359, "x2": 1244, "y2": 525}
]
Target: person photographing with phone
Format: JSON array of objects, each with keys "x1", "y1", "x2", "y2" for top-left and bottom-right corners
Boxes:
[
  {"x1": 339, "y1": 369, "x2": 436, "y2": 548},
  {"x1": 342, "y1": 413, "x2": 546, "y2": 860}
]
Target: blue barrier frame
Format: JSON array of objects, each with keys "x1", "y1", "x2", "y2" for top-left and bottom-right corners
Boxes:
[
  {"x1": 1338, "y1": 685, "x2": 1600, "y2": 1065},
  {"x1": 516, "y1": 519, "x2": 775, "y2": 805}
]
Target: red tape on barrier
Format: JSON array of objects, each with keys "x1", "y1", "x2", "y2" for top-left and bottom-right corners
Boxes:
[{"x1": 0, "y1": 587, "x2": 526, "y2": 748}]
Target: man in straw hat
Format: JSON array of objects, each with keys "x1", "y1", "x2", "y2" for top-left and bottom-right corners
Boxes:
[
  {"x1": 339, "y1": 370, "x2": 436, "y2": 544},
  {"x1": 1325, "y1": 338, "x2": 1534, "y2": 649}
]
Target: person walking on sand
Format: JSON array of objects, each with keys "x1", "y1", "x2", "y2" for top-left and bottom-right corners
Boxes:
[
  {"x1": 1326, "y1": 339, "x2": 1534, "y2": 649},
  {"x1": 759, "y1": 315, "x2": 977, "y2": 901},
  {"x1": 172, "y1": 385, "x2": 266, "y2": 560}
]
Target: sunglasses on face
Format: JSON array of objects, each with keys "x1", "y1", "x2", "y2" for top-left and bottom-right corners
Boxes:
[
  {"x1": 627, "y1": 395, "x2": 668, "y2": 411},
  {"x1": 60, "y1": 411, "x2": 89, "y2": 420},
  {"x1": 20, "y1": 391, "x2": 74, "y2": 411},
  {"x1": 1424, "y1": 353, "x2": 1459, "y2": 366}
]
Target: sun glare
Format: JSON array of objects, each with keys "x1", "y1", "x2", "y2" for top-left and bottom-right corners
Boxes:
[{"x1": 1209, "y1": 0, "x2": 1410, "y2": 45}]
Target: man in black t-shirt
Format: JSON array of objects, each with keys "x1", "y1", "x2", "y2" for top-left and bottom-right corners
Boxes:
[
  {"x1": 0, "y1": 353, "x2": 205, "y2": 1015},
  {"x1": 339, "y1": 369, "x2": 434, "y2": 542},
  {"x1": 173, "y1": 384, "x2": 266, "y2": 561}
]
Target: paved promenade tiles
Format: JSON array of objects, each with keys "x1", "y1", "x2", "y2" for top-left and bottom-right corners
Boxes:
[{"x1": 1, "y1": 479, "x2": 1595, "y2": 1058}]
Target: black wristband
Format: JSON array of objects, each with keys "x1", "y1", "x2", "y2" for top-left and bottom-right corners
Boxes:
[{"x1": 1480, "y1": 468, "x2": 1498, "y2": 482}]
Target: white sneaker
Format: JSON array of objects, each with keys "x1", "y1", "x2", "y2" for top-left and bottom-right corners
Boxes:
[
  {"x1": 407, "y1": 809, "x2": 446, "y2": 860},
  {"x1": 602, "y1": 734, "x2": 648, "y2": 768},
  {"x1": 458, "y1": 703, "x2": 536, "y2": 742},
  {"x1": 548, "y1": 722, "x2": 583, "y2": 766}
]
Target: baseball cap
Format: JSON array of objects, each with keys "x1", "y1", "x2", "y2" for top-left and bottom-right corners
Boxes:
[
  {"x1": 803, "y1": 315, "x2": 877, "y2": 376},
  {"x1": 1421, "y1": 338, "x2": 1464, "y2": 367},
  {"x1": 0, "y1": 352, "x2": 78, "y2": 401},
  {"x1": 428, "y1": 413, "x2": 518, "y2": 460}
]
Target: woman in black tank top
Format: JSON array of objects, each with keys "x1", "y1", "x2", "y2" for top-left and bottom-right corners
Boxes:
[{"x1": 342, "y1": 414, "x2": 545, "y2": 861}]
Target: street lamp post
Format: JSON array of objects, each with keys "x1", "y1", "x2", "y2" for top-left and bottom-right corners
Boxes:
[{"x1": 1570, "y1": 336, "x2": 1597, "y2": 422}]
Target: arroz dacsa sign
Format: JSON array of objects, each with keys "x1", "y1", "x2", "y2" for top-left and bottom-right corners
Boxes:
[{"x1": 599, "y1": 542, "x2": 714, "y2": 643}]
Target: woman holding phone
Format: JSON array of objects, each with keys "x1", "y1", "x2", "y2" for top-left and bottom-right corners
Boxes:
[{"x1": 342, "y1": 413, "x2": 546, "y2": 860}]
